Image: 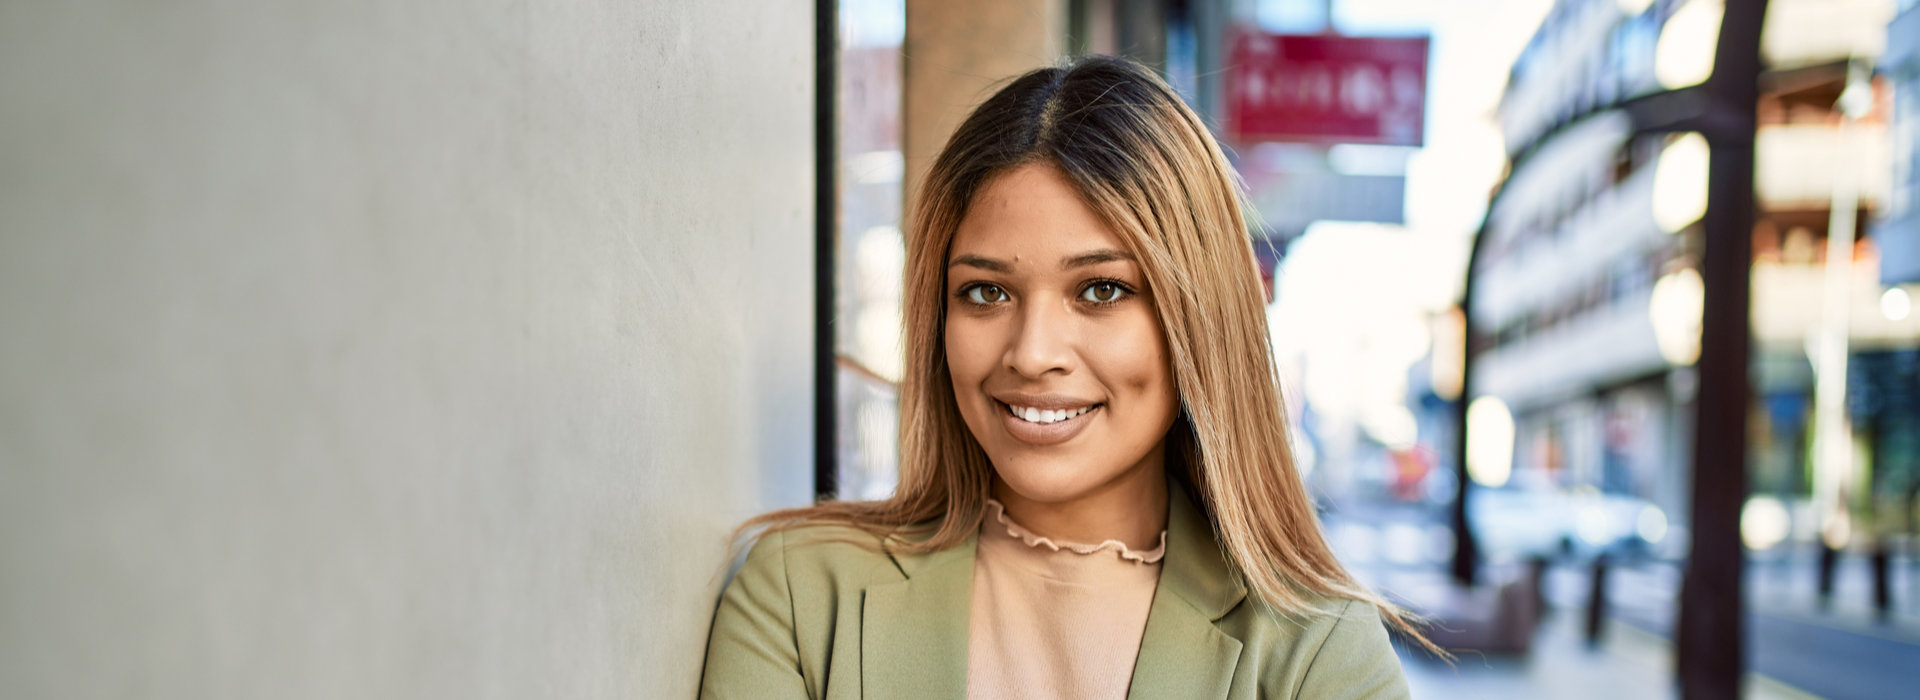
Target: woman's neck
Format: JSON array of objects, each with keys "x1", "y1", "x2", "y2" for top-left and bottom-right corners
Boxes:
[{"x1": 990, "y1": 462, "x2": 1170, "y2": 552}]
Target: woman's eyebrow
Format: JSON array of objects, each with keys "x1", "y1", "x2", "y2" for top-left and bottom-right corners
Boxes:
[
  {"x1": 948, "y1": 254, "x2": 1010, "y2": 272},
  {"x1": 1061, "y1": 249, "x2": 1134, "y2": 270}
]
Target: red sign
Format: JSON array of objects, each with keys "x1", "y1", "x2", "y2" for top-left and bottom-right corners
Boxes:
[{"x1": 1227, "y1": 32, "x2": 1429, "y2": 146}]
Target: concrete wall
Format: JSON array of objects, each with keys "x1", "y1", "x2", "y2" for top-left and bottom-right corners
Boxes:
[{"x1": 0, "y1": 2, "x2": 814, "y2": 698}]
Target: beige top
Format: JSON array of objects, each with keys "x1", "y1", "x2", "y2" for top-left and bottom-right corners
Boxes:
[{"x1": 966, "y1": 500, "x2": 1168, "y2": 700}]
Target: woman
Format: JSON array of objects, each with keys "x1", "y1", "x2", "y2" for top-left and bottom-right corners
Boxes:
[{"x1": 701, "y1": 56, "x2": 1429, "y2": 699}]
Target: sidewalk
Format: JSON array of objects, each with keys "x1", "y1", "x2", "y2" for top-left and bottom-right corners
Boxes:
[
  {"x1": 1374, "y1": 553, "x2": 1919, "y2": 699},
  {"x1": 1397, "y1": 603, "x2": 1818, "y2": 700},
  {"x1": 1746, "y1": 549, "x2": 1920, "y2": 632},
  {"x1": 1621, "y1": 554, "x2": 1920, "y2": 700}
]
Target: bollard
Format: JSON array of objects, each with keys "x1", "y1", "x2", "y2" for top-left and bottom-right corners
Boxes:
[
  {"x1": 1585, "y1": 552, "x2": 1609, "y2": 646},
  {"x1": 1818, "y1": 542, "x2": 1839, "y2": 610},
  {"x1": 1872, "y1": 539, "x2": 1892, "y2": 620},
  {"x1": 1527, "y1": 555, "x2": 1550, "y2": 625}
]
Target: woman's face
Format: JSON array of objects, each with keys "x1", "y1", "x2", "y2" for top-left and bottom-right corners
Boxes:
[{"x1": 944, "y1": 162, "x2": 1180, "y2": 507}]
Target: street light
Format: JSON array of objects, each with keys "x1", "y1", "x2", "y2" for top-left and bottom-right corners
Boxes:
[
  {"x1": 1651, "y1": 267, "x2": 1706, "y2": 365},
  {"x1": 1741, "y1": 495, "x2": 1791, "y2": 550},
  {"x1": 1653, "y1": 133, "x2": 1711, "y2": 234},
  {"x1": 1466, "y1": 396, "x2": 1515, "y2": 488},
  {"x1": 1881, "y1": 286, "x2": 1911, "y2": 320},
  {"x1": 1656, "y1": 0, "x2": 1724, "y2": 90}
]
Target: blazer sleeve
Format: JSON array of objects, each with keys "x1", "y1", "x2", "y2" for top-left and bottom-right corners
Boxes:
[
  {"x1": 1292, "y1": 601, "x2": 1413, "y2": 700},
  {"x1": 699, "y1": 530, "x2": 811, "y2": 699}
]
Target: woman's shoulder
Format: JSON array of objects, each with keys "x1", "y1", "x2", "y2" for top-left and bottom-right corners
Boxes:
[
  {"x1": 1219, "y1": 591, "x2": 1381, "y2": 640},
  {"x1": 751, "y1": 520, "x2": 890, "y2": 555},
  {"x1": 1223, "y1": 595, "x2": 1408, "y2": 698},
  {"x1": 737, "y1": 520, "x2": 909, "y2": 587}
]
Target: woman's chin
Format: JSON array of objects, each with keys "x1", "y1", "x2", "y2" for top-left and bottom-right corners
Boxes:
[{"x1": 990, "y1": 460, "x2": 1125, "y2": 507}]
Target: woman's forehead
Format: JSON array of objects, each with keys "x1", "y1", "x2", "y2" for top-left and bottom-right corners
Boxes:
[{"x1": 950, "y1": 164, "x2": 1129, "y2": 266}]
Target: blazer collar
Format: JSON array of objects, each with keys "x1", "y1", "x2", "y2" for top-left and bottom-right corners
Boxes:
[
  {"x1": 1155, "y1": 481, "x2": 1250, "y2": 619},
  {"x1": 860, "y1": 483, "x2": 1248, "y2": 700},
  {"x1": 1126, "y1": 483, "x2": 1247, "y2": 699},
  {"x1": 861, "y1": 525, "x2": 975, "y2": 700}
]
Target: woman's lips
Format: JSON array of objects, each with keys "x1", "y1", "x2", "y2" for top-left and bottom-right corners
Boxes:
[{"x1": 997, "y1": 400, "x2": 1101, "y2": 446}]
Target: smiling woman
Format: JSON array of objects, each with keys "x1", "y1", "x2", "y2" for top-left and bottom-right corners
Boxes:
[
  {"x1": 944, "y1": 163, "x2": 1181, "y2": 553},
  {"x1": 701, "y1": 56, "x2": 1429, "y2": 699}
]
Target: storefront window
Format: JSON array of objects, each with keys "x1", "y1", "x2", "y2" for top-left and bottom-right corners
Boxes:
[{"x1": 833, "y1": 0, "x2": 907, "y2": 500}]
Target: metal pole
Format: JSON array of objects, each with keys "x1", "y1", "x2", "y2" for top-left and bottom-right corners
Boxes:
[
  {"x1": 1453, "y1": 258, "x2": 1483, "y2": 587},
  {"x1": 1872, "y1": 538, "x2": 1893, "y2": 619},
  {"x1": 814, "y1": 0, "x2": 840, "y2": 501},
  {"x1": 1675, "y1": 0, "x2": 1766, "y2": 695},
  {"x1": 1811, "y1": 58, "x2": 1869, "y2": 567},
  {"x1": 1586, "y1": 553, "x2": 1611, "y2": 646},
  {"x1": 1676, "y1": 127, "x2": 1755, "y2": 700}
]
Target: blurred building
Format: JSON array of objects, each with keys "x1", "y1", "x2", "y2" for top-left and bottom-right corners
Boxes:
[
  {"x1": 1882, "y1": 1, "x2": 1920, "y2": 286},
  {"x1": 1471, "y1": 0, "x2": 1714, "y2": 563},
  {"x1": 1746, "y1": 0, "x2": 1914, "y2": 559},
  {"x1": 1862, "y1": 1, "x2": 1920, "y2": 543},
  {"x1": 1468, "y1": 0, "x2": 1912, "y2": 566}
]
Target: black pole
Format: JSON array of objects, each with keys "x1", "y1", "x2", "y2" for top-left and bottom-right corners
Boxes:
[
  {"x1": 813, "y1": 0, "x2": 839, "y2": 501},
  {"x1": 1450, "y1": 202, "x2": 1499, "y2": 589},
  {"x1": 1867, "y1": 415, "x2": 1892, "y2": 619},
  {"x1": 1451, "y1": 244, "x2": 1483, "y2": 588},
  {"x1": 1587, "y1": 552, "x2": 1611, "y2": 647},
  {"x1": 1872, "y1": 539, "x2": 1892, "y2": 619},
  {"x1": 1528, "y1": 555, "x2": 1550, "y2": 624},
  {"x1": 1818, "y1": 541, "x2": 1840, "y2": 608},
  {"x1": 1676, "y1": 2, "x2": 1766, "y2": 697}
]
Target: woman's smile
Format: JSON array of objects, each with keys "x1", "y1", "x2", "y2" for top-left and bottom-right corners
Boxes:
[
  {"x1": 1002, "y1": 401, "x2": 1098, "y2": 425},
  {"x1": 995, "y1": 396, "x2": 1103, "y2": 445}
]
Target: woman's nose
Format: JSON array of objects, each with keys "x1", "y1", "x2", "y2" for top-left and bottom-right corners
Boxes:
[{"x1": 1005, "y1": 299, "x2": 1074, "y2": 378}]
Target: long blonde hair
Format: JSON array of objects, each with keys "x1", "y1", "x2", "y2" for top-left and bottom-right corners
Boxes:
[{"x1": 742, "y1": 55, "x2": 1432, "y2": 650}]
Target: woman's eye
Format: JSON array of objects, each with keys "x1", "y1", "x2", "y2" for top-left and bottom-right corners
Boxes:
[
  {"x1": 965, "y1": 285, "x2": 1009, "y2": 304},
  {"x1": 1081, "y1": 282, "x2": 1128, "y2": 303}
]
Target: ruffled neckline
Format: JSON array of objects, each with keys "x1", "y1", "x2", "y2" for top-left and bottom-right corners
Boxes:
[{"x1": 985, "y1": 499, "x2": 1166, "y2": 565}]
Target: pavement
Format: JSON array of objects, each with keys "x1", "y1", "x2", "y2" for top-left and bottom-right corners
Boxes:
[
  {"x1": 1324, "y1": 500, "x2": 1919, "y2": 698},
  {"x1": 1397, "y1": 609, "x2": 1819, "y2": 700},
  {"x1": 1610, "y1": 553, "x2": 1920, "y2": 700},
  {"x1": 1365, "y1": 549, "x2": 1919, "y2": 699}
]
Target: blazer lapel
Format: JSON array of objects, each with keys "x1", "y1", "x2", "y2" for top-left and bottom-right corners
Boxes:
[
  {"x1": 1127, "y1": 485, "x2": 1247, "y2": 700},
  {"x1": 861, "y1": 531, "x2": 977, "y2": 700}
]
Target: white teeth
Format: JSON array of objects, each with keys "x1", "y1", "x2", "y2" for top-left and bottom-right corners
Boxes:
[{"x1": 1009, "y1": 404, "x2": 1094, "y2": 424}]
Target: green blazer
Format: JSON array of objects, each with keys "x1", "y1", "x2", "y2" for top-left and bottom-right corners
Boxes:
[{"x1": 699, "y1": 488, "x2": 1410, "y2": 699}]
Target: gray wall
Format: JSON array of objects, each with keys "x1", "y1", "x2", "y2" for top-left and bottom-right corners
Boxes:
[{"x1": 0, "y1": 2, "x2": 814, "y2": 698}]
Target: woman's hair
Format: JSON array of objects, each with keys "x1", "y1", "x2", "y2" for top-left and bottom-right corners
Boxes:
[{"x1": 740, "y1": 55, "x2": 1432, "y2": 650}]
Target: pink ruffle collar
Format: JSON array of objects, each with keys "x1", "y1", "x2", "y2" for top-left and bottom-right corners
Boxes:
[{"x1": 984, "y1": 499, "x2": 1167, "y2": 565}]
